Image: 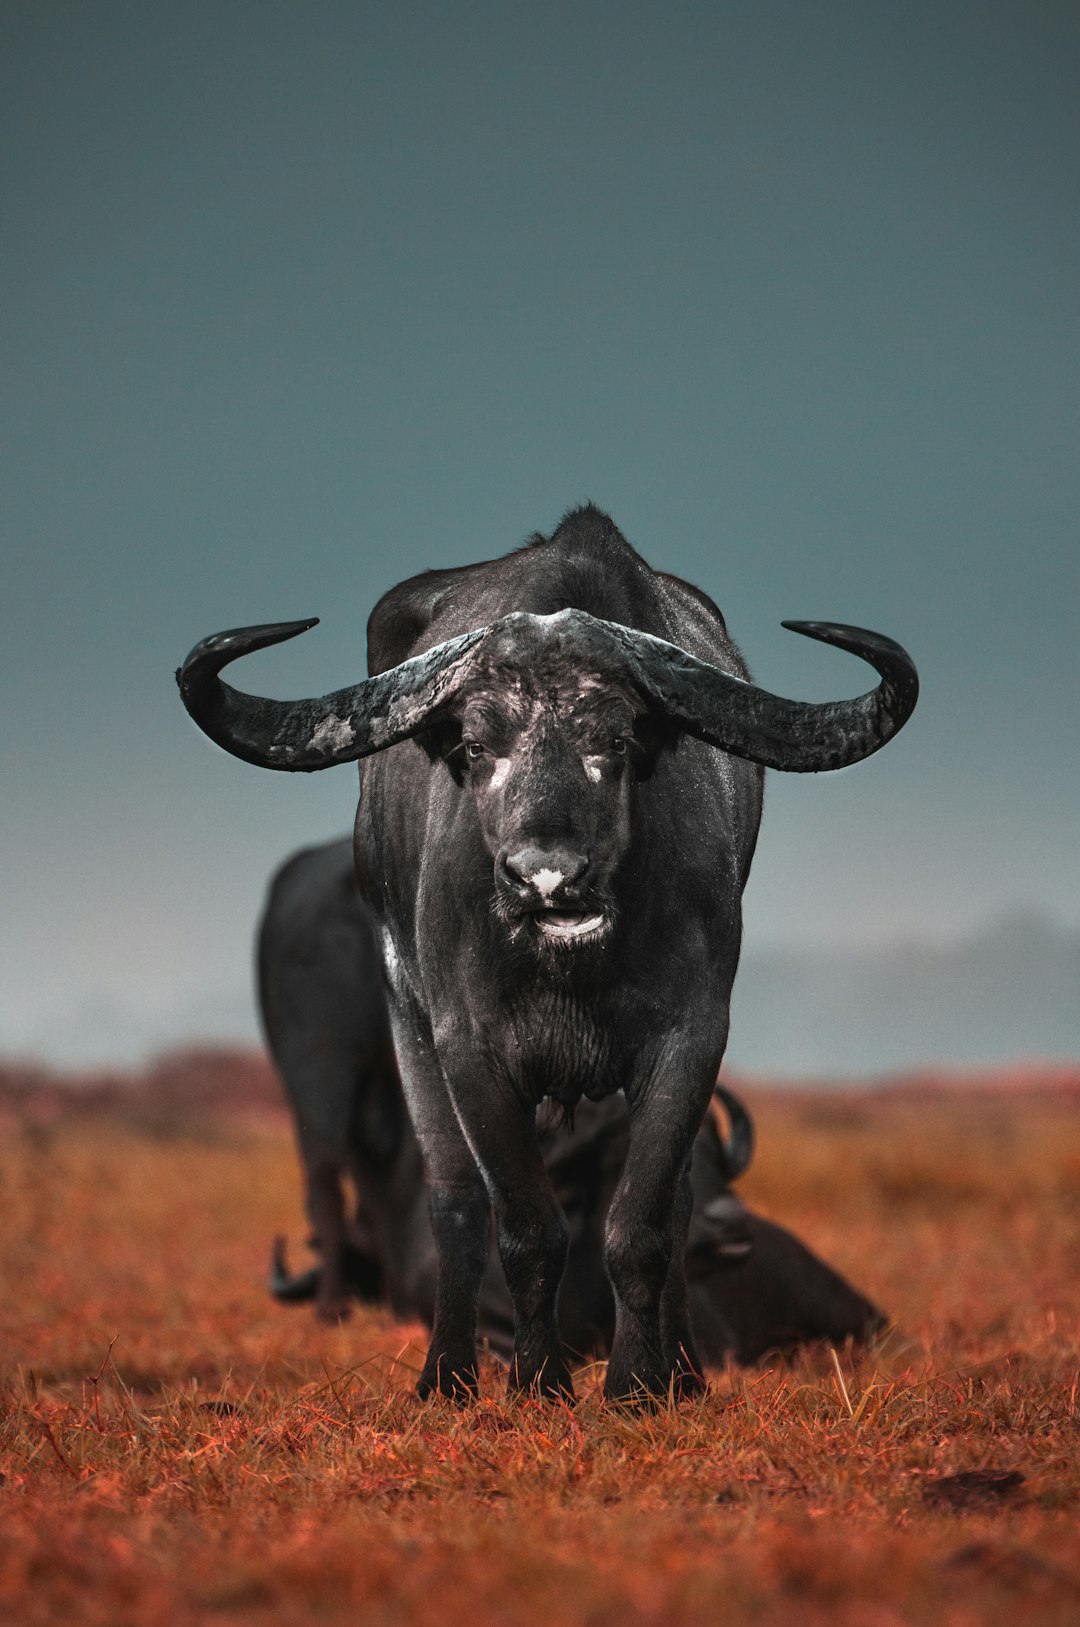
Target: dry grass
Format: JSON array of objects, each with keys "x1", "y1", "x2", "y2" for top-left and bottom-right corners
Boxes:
[{"x1": 2, "y1": 1057, "x2": 1079, "y2": 1625}]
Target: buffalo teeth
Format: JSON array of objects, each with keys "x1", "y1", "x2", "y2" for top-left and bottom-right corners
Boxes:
[{"x1": 535, "y1": 912, "x2": 606, "y2": 940}]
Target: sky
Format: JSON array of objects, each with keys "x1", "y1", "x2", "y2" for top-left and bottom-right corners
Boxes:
[{"x1": 3, "y1": 1, "x2": 1078, "y2": 1069}]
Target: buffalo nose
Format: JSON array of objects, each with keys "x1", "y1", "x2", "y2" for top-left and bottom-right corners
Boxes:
[
  {"x1": 685, "y1": 1194, "x2": 754, "y2": 1277},
  {"x1": 701, "y1": 1194, "x2": 754, "y2": 1261},
  {"x1": 501, "y1": 846, "x2": 589, "y2": 903}
]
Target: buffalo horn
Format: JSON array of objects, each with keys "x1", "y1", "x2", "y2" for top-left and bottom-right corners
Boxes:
[
  {"x1": 593, "y1": 614, "x2": 919, "y2": 773},
  {"x1": 176, "y1": 618, "x2": 489, "y2": 772},
  {"x1": 269, "y1": 1235, "x2": 322, "y2": 1303},
  {"x1": 712, "y1": 1084, "x2": 755, "y2": 1180},
  {"x1": 177, "y1": 607, "x2": 916, "y2": 775}
]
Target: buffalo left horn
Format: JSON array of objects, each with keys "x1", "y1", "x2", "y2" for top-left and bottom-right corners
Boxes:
[{"x1": 176, "y1": 618, "x2": 490, "y2": 771}]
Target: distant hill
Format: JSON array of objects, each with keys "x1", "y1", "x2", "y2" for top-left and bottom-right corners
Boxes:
[{"x1": 727, "y1": 912, "x2": 1080, "y2": 1077}]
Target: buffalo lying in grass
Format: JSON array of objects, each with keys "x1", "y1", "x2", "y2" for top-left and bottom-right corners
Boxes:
[{"x1": 262, "y1": 838, "x2": 885, "y2": 1368}]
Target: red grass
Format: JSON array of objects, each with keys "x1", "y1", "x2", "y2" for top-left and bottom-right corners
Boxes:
[{"x1": 1, "y1": 1052, "x2": 1079, "y2": 1625}]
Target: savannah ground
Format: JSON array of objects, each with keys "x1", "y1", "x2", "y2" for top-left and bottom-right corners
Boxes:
[{"x1": 1, "y1": 1052, "x2": 1078, "y2": 1626}]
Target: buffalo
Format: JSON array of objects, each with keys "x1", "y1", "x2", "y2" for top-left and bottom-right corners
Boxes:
[
  {"x1": 179, "y1": 504, "x2": 916, "y2": 1402},
  {"x1": 262, "y1": 836, "x2": 885, "y2": 1366}
]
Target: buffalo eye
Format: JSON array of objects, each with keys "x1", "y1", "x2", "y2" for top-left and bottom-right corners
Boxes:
[
  {"x1": 464, "y1": 740, "x2": 486, "y2": 761},
  {"x1": 612, "y1": 736, "x2": 629, "y2": 756}
]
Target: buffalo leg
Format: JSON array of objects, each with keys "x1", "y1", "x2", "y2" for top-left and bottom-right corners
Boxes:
[
  {"x1": 659, "y1": 1157, "x2": 705, "y2": 1396},
  {"x1": 271, "y1": 1012, "x2": 365, "y2": 1325},
  {"x1": 433, "y1": 1027, "x2": 573, "y2": 1399},
  {"x1": 390, "y1": 1019, "x2": 489, "y2": 1401},
  {"x1": 422, "y1": 1171, "x2": 490, "y2": 1400},
  {"x1": 305, "y1": 1156, "x2": 351, "y2": 1323},
  {"x1": 461, "y1": 1100, "x2": 573, "y2": 1400},
  {"x1": 604, "y1": 1074, "x2": 713, "y2": 1403}
]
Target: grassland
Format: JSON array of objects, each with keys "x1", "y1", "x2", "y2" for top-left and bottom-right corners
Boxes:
[{"x1": 1, "y1": 1052, "x2": 1079, "y2": 1625}]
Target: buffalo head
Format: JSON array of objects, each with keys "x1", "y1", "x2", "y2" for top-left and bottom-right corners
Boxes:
[
  {"x1": 178, "y1": 606, "x2": 917, "y2": 963},
  {"x1": 424, "y1": 613, "x2": 672, "y2": 953}
]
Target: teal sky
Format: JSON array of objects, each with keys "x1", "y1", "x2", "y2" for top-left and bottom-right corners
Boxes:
[{"x1": 3, "y1": 1, "x2": 1078, "y2": 1066}]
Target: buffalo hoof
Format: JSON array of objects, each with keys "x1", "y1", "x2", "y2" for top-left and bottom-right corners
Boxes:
[
  {"x1": 603, "y1": 1355, "x2": 692, "y2": 1409},
  {"x1": 416, "y1": 1355, "x2": 479, "y2": 1405},
  {"x1": 669, "y1": 1338, "x2": 707, "y2": 1402},
  {"x1": 672, "y1": 1364, "x2": 707, "y2": 1402},
  {"x1": 507, "y1": 1356, "x2": 575, "y2": 1404}
]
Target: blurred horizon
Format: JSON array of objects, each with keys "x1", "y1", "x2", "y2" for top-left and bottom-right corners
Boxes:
[
  {"x1": 4, "y1": 1, "x2": 1078, "y2": 1072},
  {"x1": 5, "y1": 902, "x2": 1077, "y2": 1078}
]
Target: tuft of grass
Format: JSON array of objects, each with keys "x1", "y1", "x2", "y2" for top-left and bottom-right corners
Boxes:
[{"x1": 1, "y1": 1061, "x2": 1079, "y2": 1623}]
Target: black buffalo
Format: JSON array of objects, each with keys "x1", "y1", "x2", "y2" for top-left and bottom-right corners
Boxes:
[
  {"x1": 262, "y1": 836, "x2": 885, "y2": 1366},
  {"x1": 179, "y1": 504, "x2": 916, "y2": 1402}
]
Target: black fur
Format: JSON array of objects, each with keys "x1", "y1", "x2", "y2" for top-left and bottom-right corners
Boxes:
[
  {"x1": 357, "y1": 509, "x2": 761, "y2": 1400},
  {"x1": 261, "y1": 838, "x2": 885, "y2": 1368}
]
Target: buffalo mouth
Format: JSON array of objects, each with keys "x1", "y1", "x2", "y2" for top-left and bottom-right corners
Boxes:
[{"x1": 533, "y1": 908, "x2": 609, "y2": 943}]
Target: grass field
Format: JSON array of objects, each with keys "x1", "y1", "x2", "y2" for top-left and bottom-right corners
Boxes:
[{"x1": 2, "y1": 1052, "x2": 1079, "y2": 1625}]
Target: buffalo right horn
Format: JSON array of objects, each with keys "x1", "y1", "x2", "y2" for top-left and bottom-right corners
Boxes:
[
  {"x1": 593, "y1": 614, "x2": 919, "y2": 773},
  {"x1": 712, "y1": 1084, "x2": 755, "y2": 1181}
]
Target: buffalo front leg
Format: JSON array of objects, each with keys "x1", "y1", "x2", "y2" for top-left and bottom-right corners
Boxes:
[
  {"x1": 604, "y1": 1073, "x2": 714, "y2": 1404},
  {"x1": 491, "y1": 1131, "x2": 573, "y2": 1400},
  {"x1": 421, "y1": 1169, "x2": 490, "y2": 1401},
  {"x1": 390, "y1": 1019, "x2": 490, "y2": 1402},
  {"x1": 438, "y1": 1048, "x2": 573, "y2": 1400},
  {"x1": 283, "y1": 1036, "x2": 366, "y2": 1324},
  {"x1": 660, "y1": 1156, "x2": 705, "y2": 1398},
  {"x1": 304, "y1": 1155, "x2": 351, "y2": 1324}
]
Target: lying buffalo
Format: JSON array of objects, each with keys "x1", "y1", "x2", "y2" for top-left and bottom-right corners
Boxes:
[{"x1": 261, "y1": 837, "x2": 885, "y2": 1368}]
